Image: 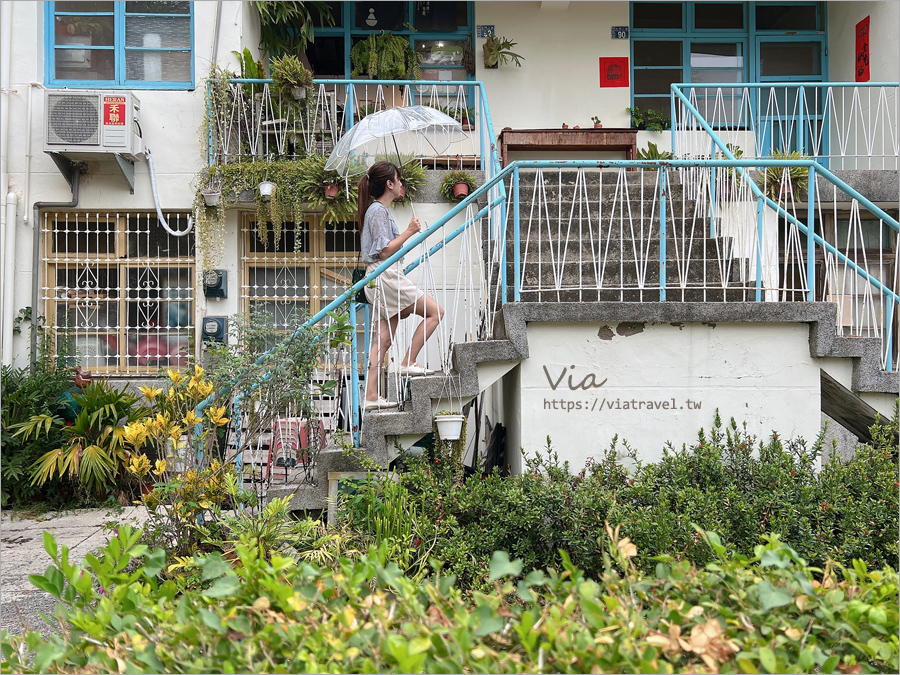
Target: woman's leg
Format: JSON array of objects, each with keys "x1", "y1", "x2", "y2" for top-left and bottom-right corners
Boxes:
[
  {"x1": 365, "y1": 314, "x2": 400, "y2": 401},
  {"x1": 398, "y1": 293, "x2": 444, "y2": 367}
]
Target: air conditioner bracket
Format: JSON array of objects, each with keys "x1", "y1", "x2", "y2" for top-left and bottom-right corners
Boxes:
[
  {"x1": 47, "y1": 153, "x2": 84, "y2": 192},
  {"x1": 114, "y1": 154, "x2": 136, "y2": 194}
]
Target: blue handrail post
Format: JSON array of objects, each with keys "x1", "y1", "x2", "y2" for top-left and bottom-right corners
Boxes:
[
  {"x1": 512, "y1": 165, "x2": 520, "y2": 302},
  {"x1": 349, "y1": 300, "x2": 360, "y2": 446},
  {"x1": 756, "y1": 196, "x2": 764, "y2": 302},
  {"x1": 798, "y1": 86, "x2": 806, "y2": 156},
  {"x1": 345, "y1": 83, "x2": 355, "y2": 131},
  {"x1": 659, "y1": 167, "x2": 667, "y2": 301},
  {"x1": 884, "y1": 301, "x2": 895, "y2": 372},
  {"x1": 806, "y1": 165, "x2": 816, "y2": 302}
]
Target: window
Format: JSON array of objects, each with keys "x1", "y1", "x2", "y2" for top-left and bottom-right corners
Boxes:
[
  {"x1": 630, "y1": 2, "x2": 826, "y2": 122},
  {"x1": 42, "y1": 212, "x2": 195, "y2": 375},
  {"x1": 305, "y1": 2, "x2": 473, "y2": 83},
  {"x1": 47, "y1": 1, "x2": 194, "y2": 89},
  {"x1": 242, "y1": 216, "x2": 366, "y2": 363}
]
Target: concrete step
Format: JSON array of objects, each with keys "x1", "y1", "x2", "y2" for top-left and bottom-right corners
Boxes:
[
  {"x1": 510, "y1": 238, "x2": 735, "y2": 261},
  {"x1": 517, "y1": 287, "x2": 761, "y2": 302}
]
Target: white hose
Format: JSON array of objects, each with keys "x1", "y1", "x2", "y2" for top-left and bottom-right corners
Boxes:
[{"x1": 146, "y1": 147, "x2": 193, "y2": 236}]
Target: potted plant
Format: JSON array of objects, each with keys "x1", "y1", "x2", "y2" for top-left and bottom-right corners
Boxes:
[
  {"x1": 258, "y1": 180, "x2": 276, "y2": 200},
  {"x1": 270, "y1": 54, "x2": 314, "y2": 102},
  {"x1": 324, "y1": 183, "x2": 340, "y2": 200},
  {"x1": 350, "y1": 32, "x2": 421, "y2": 80},
  {"x1": 393, "y1": 161, "x2": 426, "y2": 206},
  {"x1": 434, "y1": 410, "x2": 465, "y2": 441},
  {"x1": 626, "y1": 105, "x2": 670, "y2": 131},
  {"x1": 439, "y1": 170, "x2": 477, "y2": 201},
  {"x1": 297, "y1": 155, "x2": 358, "y2": 224},
  {"x1": 591, "y1": 116, "x2": 603, "y2": 129},
  {"x1": 200, "y1": 183, "x2": 221, "y2": 206},
  {"x1": 759, "y1": 149, "x2": 809, "y2": 200},
  {"x1": 482, "y1": 31, "x2": 524, "y2": 69}
]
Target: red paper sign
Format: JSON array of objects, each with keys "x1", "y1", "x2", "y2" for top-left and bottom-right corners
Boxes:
[
  {"x1": 855, "y1": 16, "x2": 870, "y2": 82},
  {"x1": 103, "y1": 96, "x2": 126, "y2": 125},
  {"x1": 599, "y1": 57, "x2": 629, "y2": 88}
]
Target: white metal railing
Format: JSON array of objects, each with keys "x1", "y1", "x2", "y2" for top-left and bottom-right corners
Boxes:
[
  {"x1": 207, "y1": 79, "x2": 489, "y2": 171},
  {"x1": 672, "y1": 83, "x2": 900, "y2": 170}
]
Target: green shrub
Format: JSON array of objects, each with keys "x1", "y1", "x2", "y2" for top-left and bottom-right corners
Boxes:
[
  {"x1": 3, "y1": 525, "x2": 897, "y2": 673},
  {"x1": 396, "y1": 413, "x2": 898, "y2": 590},
  {"x1": 0, "y1": 364, "x2": 73, "y2": 506}
]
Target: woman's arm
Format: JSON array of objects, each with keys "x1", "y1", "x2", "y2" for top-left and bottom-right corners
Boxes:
[{"x1": 378, "y1": 217, "x2": 420, "y2": 259}]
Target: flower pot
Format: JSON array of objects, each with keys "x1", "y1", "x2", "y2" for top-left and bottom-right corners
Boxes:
[
  {"x1": 258, "y1": 181, "x2": 276, "y2": 200},
  {"x1": 324, "y1": 183, "x2": 340, "y2": 200},
  {"x1": 291, "y1": 85, "x2": 307, "y2": 100},
  {"x1": 140, "y1": 482, "x2": 154, "y2": 496},
  {"x1": 452, "y1": 182, "x2": 470, "y2": 199},
  {"x1": 201, "y1": 190, "x2": 220, "y2": 207},
  {"x1": 561, "y1": 123, "x2": 568, "y2": 129},
  {"x1": 434, "y1": 414, "x2": 465, "y2": 441},
  {"x1": 594, "y1": 123, "x2": 602, "y2": 129}
]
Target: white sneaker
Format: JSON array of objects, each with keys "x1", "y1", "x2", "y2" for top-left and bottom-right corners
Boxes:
[
  {"x1": 363, "y1": 397, "x2": 398, "y2": 411},
  {"x1": 397, "y1": 363, "x2": 435, "y2": 376}
]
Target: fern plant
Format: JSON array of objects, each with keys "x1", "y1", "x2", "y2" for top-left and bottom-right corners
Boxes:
[
  {"x1": 298, "y1": 154, "x2": 359, "y2": 224},
  {"x1": 439, "y1": 170, "x2": 477, "y2": 201},
  {"x1": 350, "y1": 32, "x2": 421, "y2": 80},
  {"x1": 760, "y1": 149, "x2": 810, "y2": 200}
]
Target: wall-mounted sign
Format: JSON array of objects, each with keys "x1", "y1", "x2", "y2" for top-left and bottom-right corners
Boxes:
[
  {"x1": 599, "y1": 57, "x2": 629, "y2": 88},
  {"x1": 611, "y1": 26, "x2": 629, "y2": 39},
  {"x1": 855, "y1": 16, "x2": 870, "y2": 82},
  {"x1": 103, "y1": 95, "x2": 126, "y2": 126},
  {"x1": 476, "y1": 25, "x2": 494, "y2": 38}
]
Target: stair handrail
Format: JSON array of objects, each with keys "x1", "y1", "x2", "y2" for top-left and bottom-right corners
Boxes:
[{"x1": 671, "y1": 82, "x2": 898, "y2": 369}]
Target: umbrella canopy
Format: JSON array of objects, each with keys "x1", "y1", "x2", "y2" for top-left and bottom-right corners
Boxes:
[{"x1": 325, "y1": 105, "x2": 469, "y2": 177}]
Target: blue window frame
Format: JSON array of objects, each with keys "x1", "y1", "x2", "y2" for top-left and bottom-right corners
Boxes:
[
  {"x1": 630, "y1": 2, "x2": 826, "y2": 119},
  {"x1": 46, "y1": 1, "x2": 194, "y2": 90},
  {"x1": 306, "y1": 2, "x2": 475, "y2": 82}
]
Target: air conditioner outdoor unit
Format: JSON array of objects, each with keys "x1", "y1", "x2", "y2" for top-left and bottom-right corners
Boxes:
[{"x1": 44, "y1": 90, "x2": 143, "y2": 161}]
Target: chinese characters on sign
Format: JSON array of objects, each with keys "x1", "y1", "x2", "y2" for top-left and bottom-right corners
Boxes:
[
  {"x1": 103, "y1": 95, "x2": 126, "y2": 126},
  {"x1": 855, "y1": 16, "x2": 870, "y2": 82},
  {"x1": 599, "y1": 57, "x2": 629, "y2": 88}
]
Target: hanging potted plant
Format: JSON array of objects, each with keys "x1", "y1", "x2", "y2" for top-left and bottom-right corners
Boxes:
[
  {"x1": 439, "y1": 170, "x2": 478, "y2": 202},
  {"x1": 298, "y1": 155, "x2": 358, "y2": 224},
  {"x1": 393, "y1": 161, "x2": 426, "y2": 206},
  {"x1": 200, "y1": 182, "x2": 221, "y2": 206},
  {"x1": 258, "y1": 180, "x2": 276, "y2": 200},
  {"x1": 434, "y1": 410, "x2": 465, "y2": 441},
  {"x1": 350, "y1": 32, "x2": 422, "y2": 80},
  {"x1": 270, "y1": 54, "x2": 314, "y2": 103},
  {"x1": 482, "y1": 30, "x2": 524, "y2": 69}
]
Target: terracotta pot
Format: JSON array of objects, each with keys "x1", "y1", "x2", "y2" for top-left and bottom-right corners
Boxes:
[
  {"x1": 140, "y1": 482, "x2": 154, "y2": 496},
  {"x1": 573, "y1": 125, "x2": 580, "y2": 129},
  {"x1": 324, "y1": 184, "x2": 340, "y2": 200},
  {"x1": 561, "y1": 123, "x2": 568, "y2": 129},
  {"x1": 452, "y1": 182, "x2": 470, "y2": 199},
  {"x1": 594, "y1": 123, "x2": 603, "y2": 129}
]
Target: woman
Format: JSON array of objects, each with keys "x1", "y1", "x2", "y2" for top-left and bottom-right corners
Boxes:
[{"x1": 358, "y1": 161, "x2": 445, "y2": 410}]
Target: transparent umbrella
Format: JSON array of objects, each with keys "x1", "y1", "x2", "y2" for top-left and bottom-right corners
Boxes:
[{"x1": 324, "y1": 105, "x2": 469, "y2": 178}]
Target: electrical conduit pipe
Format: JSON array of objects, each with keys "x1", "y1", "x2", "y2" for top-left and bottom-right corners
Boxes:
[
  {"x1": 2, "y1": 193, "x2": 15, "y2": 366},
  {"x1": 1, "y1": 3, "x2": 13, "y2": 361}
]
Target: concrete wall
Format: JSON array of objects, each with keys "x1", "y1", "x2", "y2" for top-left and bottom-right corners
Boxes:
[
  {"x1": 474, "y1": 1, "x2": 632, "y2": 132},
  {"x1": 514, "y1": 321, "x2": 824, "y2": 471},
  {"x1": 828, "y1": 2, "x2": 900, "y2": 82}
]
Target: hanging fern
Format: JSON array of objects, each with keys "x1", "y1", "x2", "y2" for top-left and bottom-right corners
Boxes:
[
  {"x1": 297, "y1": 155, "x2": 359, "y2": 224},
  {"x1": 350, "y1": 32, "x2": 421, "y2": 80}
]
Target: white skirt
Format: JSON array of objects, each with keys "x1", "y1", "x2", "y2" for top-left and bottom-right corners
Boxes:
[{"x1": 364, "y1": 261, "x2": 423, "y2": 320}]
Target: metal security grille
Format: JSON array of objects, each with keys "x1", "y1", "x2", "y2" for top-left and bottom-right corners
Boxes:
[
  {"x1": 242, "y1": 215, "x2": 361, "y2": 330},
  {"x1": 42, "y1": 212, "x2": 195, "y2": 376}
]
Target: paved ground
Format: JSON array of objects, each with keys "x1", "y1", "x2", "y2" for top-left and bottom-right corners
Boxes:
[{"x1": 1, "y1": 506, "x2": 147, "y2": 637}]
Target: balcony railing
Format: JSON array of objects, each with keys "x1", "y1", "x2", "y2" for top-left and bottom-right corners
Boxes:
[
  {"x1": 206, "y1": 79, "x2": 494, "y2": 172},
  {"x1": 671, "y1": 83, "x2": 900, "y2": 170}
]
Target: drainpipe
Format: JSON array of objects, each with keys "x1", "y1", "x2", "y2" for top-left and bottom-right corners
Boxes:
[
  {"x1": 1, "y1": 192, "x2": 15, "y2": 366},
  {"x1": 1, "y1": 3, "x2": 13, "y2": 363},
  {"x1": 210, "y1": 1, "x2": 223, "y2": 67},
  {"x1": 31, "y1": 170, "x2": 84, "y2": 365},
  {"x1": 22, "y1": 82, "x2": 39, "y2": 226}
]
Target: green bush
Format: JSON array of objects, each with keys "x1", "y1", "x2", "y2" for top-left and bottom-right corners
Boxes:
[
  {"x1": 396, "y1": 412, "x2": 898, "y2": 590},
  {"x1": 3, "y1": 525, "x2": 897, "y2": 673},
  {"x1": 0, "y1": 364, "x2": 73, "y2": 506}
]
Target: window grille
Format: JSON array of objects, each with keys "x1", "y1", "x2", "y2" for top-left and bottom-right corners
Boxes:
[{"x1": 41, "y1": 211, "x2": 195, "y2": 375}]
